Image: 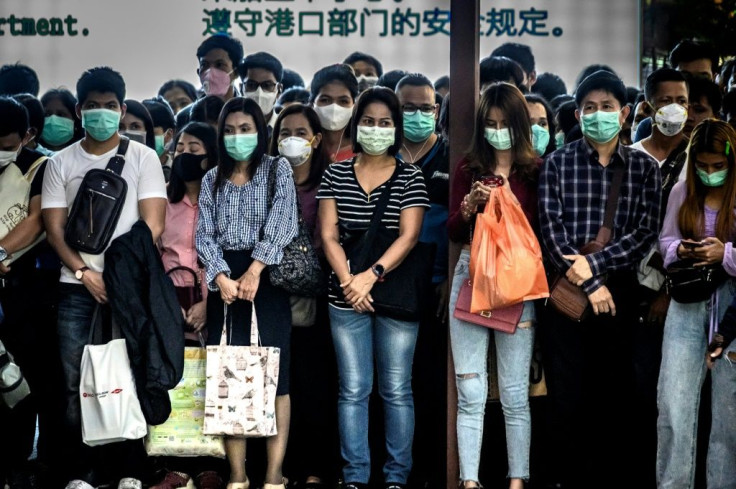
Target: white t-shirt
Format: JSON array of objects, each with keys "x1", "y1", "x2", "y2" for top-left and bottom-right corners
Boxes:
[
  {"x1": 42, "y1": 139, "x2": 167, "y2": 284},
  {"x1": 629, "y1": 139, "x2": 687, "y2": 181}
]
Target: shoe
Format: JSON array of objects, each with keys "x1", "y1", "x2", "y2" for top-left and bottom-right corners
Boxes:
[
  {"x1": 152, "y1": 472, "x2": 195, "y2": 489},
  {"x1": 65, "y1": 481, "x2": 95, "y2": 489},
  {"x1": 343, "y1": 483, "x2": 368, "y2": 489},
  {"x1": 197, "y1": 472, "x2": 224, "y2": 489},
  {"x1": 264, "y1": 478, "x2": 287, "y2": 489},
  {"x1": 118, "y1": 478, "x2": 142, "y2": 489},
  {"x1": 385, "y1": 484, "x2": 406, "y2": 489},
  {"x1": 225, "y1": 478, "x2": 249, "y2": 489}
]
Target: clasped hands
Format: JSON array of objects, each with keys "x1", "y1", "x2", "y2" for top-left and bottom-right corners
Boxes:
[
  {"x1": 563, "y1": 253, "x2": 616, "y2": 316},
  {"x1": 216, "y1": 270, "x2": 260, "y2": 304},
  {"x1": 340, "y1": 269, "x2": 378, "y2": 313}
]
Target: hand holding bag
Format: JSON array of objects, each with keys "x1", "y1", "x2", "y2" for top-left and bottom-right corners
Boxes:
[{"x1": 204, "y1": 304, "x2": 279, "y2": 438}]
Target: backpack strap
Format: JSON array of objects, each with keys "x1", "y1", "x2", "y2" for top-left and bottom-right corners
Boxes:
[{"x1": 105, "y1": 136, "x2": 130, "y2": 176}]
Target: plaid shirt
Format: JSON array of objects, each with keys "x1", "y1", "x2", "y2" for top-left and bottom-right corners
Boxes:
[{"x1": 538, "y1": 138, "x2": 661, "y2": 294}]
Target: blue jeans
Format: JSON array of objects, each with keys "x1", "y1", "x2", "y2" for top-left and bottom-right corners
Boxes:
[
  {"x1": 449, "y1": 249, "x2": 535, "y2": 482},
  {"x1": 329, "y1": 305, "x2": 419, "y2": 484},
  {"x1": 657, "y1": 280, "x2": 736, "y2": 489}
]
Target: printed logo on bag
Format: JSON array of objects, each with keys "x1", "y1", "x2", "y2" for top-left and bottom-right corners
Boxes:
[
  {"x1": 82, "y1": 388, "x2": 123, "y2": 398},
  {"x1": 101, "y1": 180, "x2": 109, "y2": 190},
  {"x1": 1, "y1": 203, "x2": 26, "y2": 231}
]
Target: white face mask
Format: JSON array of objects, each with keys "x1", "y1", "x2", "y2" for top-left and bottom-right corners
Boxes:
[
  {"x1": 0, "y1": 145, "x2": 21, "y2": 168},
  {"x1": 121, "y1": 130, "x2": 147, "y2": 144},
  {"x1": 314, "y1": 103, "x2": 353, "y2": 131},
  {"x1": 278, "y1": 136, "x2": 313, "y2": 167},
  {"x1": 356, "y1": 75, "x2": 379, "y2": 91},
  {"x1": 244, "y1": 87, "x2": 278, "y2": 117},
  {"x1": 654, "y1": 103, "x2": 688, "y2": 137},
  {"x1": 356, "y1": 126, "x2": 395, "y2": 155}
]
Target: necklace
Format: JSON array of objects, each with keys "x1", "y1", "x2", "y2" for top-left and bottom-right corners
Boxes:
[
  {"x1": 402, "y1": 137, "x2": 430, "y2": 164},
  {"x1": 331, "y1": 128, "x2": 346, "y2": 162}
]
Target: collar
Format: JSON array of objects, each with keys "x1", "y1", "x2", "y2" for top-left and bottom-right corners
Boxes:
[
  {"x1": 267, "y1": 111, "x2": 279, "y2": 129},
  {"x1": 579, "y1": 136, "x2": 627, "y2": 168}
]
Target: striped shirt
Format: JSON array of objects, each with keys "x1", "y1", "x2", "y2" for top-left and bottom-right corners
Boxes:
[
  {"x1": 196, "y1": 154, "x2": 298, "y2": 290},
  {"x1": 538, "y1": 138, "x2": 661, "y2": 294},
  {"x1": 317, "y1": 157, "x2": 430, "y2": 307}
]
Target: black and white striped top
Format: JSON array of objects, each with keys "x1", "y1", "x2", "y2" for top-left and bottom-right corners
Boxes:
[{"x1": 316, "y1": 157, "x2": 429, "y2": 308}]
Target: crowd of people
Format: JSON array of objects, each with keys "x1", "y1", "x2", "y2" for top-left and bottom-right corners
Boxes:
[{"x1": 0, "y1": 32, "x2": 734, "y2": 489}]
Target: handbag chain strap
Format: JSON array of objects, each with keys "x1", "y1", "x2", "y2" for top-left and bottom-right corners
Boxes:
[{"x1": 594, "y1": 163, "x2": 625, "y2": 246}]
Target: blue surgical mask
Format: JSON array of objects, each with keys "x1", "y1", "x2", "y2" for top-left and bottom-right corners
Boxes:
[
  {"x1": 155, "y1": 134, "x2": 166, "y2": 157},
  {"x1": 531, "y1": 124, "x2": 550, "y2": 156},
  {"x1": 224, "y1": 133, "x2": 258, "y2": 161},
  {"x1": 484, "y1": 127, "x2": 512, "y2": 150},
  {"x1": 555, "y1": 132, "x2": 565, "y2": 149},
  {"x1": 42, "y1": 115, "x2": 75, "y2": 146},
  {"x1": 403, "y1": 111, "x2": 435, "y2": 142},
  {"x1": 580, "y1": 110, "x2": 622, "y2": 144},
  {"x1": 81, "y1": 108, "x2": 121, "y2": 142},
  {"x1": 696, "y1": 168, "x2": 728, "y2": 187}
]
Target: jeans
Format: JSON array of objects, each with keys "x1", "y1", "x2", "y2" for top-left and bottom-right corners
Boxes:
[
  {"x1": 657, "y1": 280, "x2": 736, "y2": 489},
  {"x1": 329, "y1": 305, "x2": 419, "y2": 484},
  {"x1": 449, "y1": 249, "x2": 535, "y2": 482}
]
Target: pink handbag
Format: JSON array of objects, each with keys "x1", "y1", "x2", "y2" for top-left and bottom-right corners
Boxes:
[{"x1": 453, "y1": 279, "x2": 523, "y2": 334}]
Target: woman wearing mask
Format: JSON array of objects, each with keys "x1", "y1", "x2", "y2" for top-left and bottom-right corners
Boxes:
[
  {"x1": 525, "y1": 93, "x2": 557, "y2": 157},
  {"x1": 40, "y1": 88, "x2": 83, "y2": 152},
  {"x1": 269, "y1": 104, "x2": 337, "y2": 489},
  {"x1": 657, "y1": 119, "x2": 736, "y2": 489},
  {"x1": 317, "y1": 87, "x2": 429, "y2": 489},
  {"x1": 120, "y1": 99, "x2": 156, "y2": 150},
  {"x1": 196, "y1": 97, "x2": 298, "y2": 489},
  {"x1": 309, "y1": 64, "x2": 359, "y2": 162},
  {"x1": 447, "y1": 83, "x2": 541, "y2": 489}
]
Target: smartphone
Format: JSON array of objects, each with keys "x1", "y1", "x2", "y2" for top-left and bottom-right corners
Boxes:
[
  {"x1": 681, "y1": 240, "x2": 705, "y2": 250},
  {"x1": 480, "y1": 175, "x2": 504, "y2": 187}
]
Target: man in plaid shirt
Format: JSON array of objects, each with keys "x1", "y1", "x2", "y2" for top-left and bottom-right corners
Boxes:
[{"x1": 538, "y1": 70, "x2": 661, "y2": 488}]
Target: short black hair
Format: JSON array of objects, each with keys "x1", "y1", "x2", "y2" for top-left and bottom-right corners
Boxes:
[
  {"x1": 0, "y1": 96, "x2": 29, "y2": 138},
  {"x1": 689, "y1": 77, "x2": 722, "y2": 115},
  {"x1": 491, "y1": 42, "x2": 535, "y2": 75},
  {"x1": 123, "y1": 99, "x2": 156, "y2": 150},
  {"x1": 0, "y1": 63, "x2": 40, "y2": 97},
  {"x1": 281, "y1": 69, "x2": 305, "y2": 90},
  {"x1": 574, "y1": 70, "x2": 627, "y2": 108},
  {"x1": 395, "y1": 73, "x2": 434, "y2": 93},
  {"x1": 175, "y1": 104, "x2": 192, "y2": 132},
  {"x1": 634, "y1": 92, "x2": 646, "y2": 105},
  {"x1": 575, "y1": 64, "x2": 617, "y2": 91},
  {"x1": 350, "y1": 86, "x2": 403, "y2": 156},
  {"x1": 377, "y1": 70, "x2": 408, "y2": 92},
  {"x1": 343, "y1": 52, "x2": 384, "y2": 77},
  {"x1": 190, "y1": 95, "x2": 225, "y2": 126},
  {"x1": 168, "y1": 122, "x2": 218, "y2": 203},
  {"x1": 196, "y1": 34, "x2": 244, "y2": 68},
  {"x1": 12, "y1": 94, "x2": 44, "y2": 140},
  {"x1": 76, "y1": 66, "x2": 126, "y2": 105},
  {"x1": 438, "y1": 92, "x2": 450, "y2": 139},
  {"x1": 669, "y1": 39, "x2": 719, "y2": 74},
  {"x1": 723, "y1": 89, "x2": 736, "y2": 120},
  {"x1": 309, "y1": 64, "x2": 359, "y2": 103},
  {"x1": 531, "y1": 72, "x2": 567, "y2": 103},
  {"x1": 158, "y1": 79, "x2": 198, "y2": 102},
  {"x1": 480, "y1": 56, "x2": 525, "y2": 91},
  {"x1": 142, "y1": 96, "x2": 176, "y2": 131},
  {"x1": 555, "y1": 100, "x2": 578, "y2": 135},
  {"x1": 277, "y1": 87, "x2": 310, "y2": 108},
  {"x1": 644, "y1": 67, "x2": 688, "y2": 101},
  {"x1": 239, "y1": 51, "x2": 284, "y2": 82},
  {"x1": 626, "y1": 86, "x2": 640, "y2": 105},
  {"x1": 549, "y1": 93, "x2": 574, "y2": 110},
  {"x1": 434, "y1": 75, "x2": 449, "y2": 92}
]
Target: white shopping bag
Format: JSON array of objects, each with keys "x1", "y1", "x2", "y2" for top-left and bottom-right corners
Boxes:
[{"x1": 80, "y1": 336, "x2": 148, "y2": 446}]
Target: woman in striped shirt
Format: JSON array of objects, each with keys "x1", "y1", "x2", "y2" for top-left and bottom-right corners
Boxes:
[{"x1": 317, "y1": 87, "x2": 429, "y2": 489}]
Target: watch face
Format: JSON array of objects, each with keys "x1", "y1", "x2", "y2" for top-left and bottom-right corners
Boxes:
[{"x1": 375, "y1": 265, "x2": 385, "y2": 275}]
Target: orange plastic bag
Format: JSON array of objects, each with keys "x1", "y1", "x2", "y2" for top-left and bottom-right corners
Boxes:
[{"x1": 469, "y1": 186, "x2": 549, "y2": 312}]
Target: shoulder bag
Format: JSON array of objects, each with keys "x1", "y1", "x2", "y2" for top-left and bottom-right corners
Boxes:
[
  {"x1": 65, "y1": 137, "x2": 129, "y2": 254},
  {"x1": 665, "y1": 259, "x2": 728, "y2": 304},
  {"x1": 547, "y1": 164, "x2": 624, "y2": 322},
  {"x1": 453, "y1": 279, "x2": 523, "y2": 333}
]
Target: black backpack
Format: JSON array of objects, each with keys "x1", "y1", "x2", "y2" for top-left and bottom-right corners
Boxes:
[{"x1": 64, "y1": 137, "x2": 129, "y2": 254}]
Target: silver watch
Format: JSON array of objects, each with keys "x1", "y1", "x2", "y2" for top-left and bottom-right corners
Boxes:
[{"x1": 0, "y1": 246, "x2": 7, "y2": 262}]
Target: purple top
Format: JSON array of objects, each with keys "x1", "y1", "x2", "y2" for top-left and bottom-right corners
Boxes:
[
  {"x1": 297, "y1": 184, "x2": 322, "y2": 252},
  {"x1": 659, "y1": 181, "x2": 736, "y2": 275}
]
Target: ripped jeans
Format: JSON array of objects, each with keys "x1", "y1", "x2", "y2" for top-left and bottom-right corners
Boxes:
[{"x1": 449, "y1": 249, "x2": 535, "y2": 482}]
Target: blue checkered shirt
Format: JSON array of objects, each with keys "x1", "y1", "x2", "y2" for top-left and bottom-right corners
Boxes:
[
  {"x1": 196, "y1": 155, "x2": 298, "y2": 290},
  {"x1": 538, "y1": 138, "x2": 661, "y2": 294}
]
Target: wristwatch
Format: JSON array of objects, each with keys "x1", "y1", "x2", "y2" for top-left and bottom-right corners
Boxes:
[
  {"x1": 0, "y1": 246, "x2": 7, "y2": 262},
  {"x1": 75, "y1": 266, "x2": 90, "y2": 281},
  {"x1": 371, "y1": 264, "x2": 385, "y2": 282}
]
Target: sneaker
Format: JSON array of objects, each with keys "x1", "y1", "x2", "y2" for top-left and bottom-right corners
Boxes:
[
  {"x1": 152, "y1": 472, "x2": 194, "y2": 489},
  {"x1": 196, "y1": 472, "x2": 223, "y2": 489},
  {"x1": 343, "y1": 483, "x2": 368, "y2": 489},
  {"x1": 385, "y1": 484, "x2": 406, "y2": 489},
  {"x1": 118, "y1": 478, "x2": 142, "y2": 489},
  {"x1": 65, "y1": 481, "x2": 95, "y2": 489}
]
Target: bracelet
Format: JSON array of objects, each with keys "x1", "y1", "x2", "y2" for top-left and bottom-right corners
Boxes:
[{"x1": 460, "y1": 194, "x2": 476, "y2": 221}]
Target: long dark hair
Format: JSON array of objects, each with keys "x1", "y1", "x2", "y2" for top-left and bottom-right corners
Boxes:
[
  {"x1": 123, "y1": 99, "x2": 156, "y2": 150},
  {"x1": 465, "y1": 82, "x2": 537, "y2": 180},
  {"x1": 214, "y1": 97, "x2": 268, "y2": 192},
  {"x1": 268, "y1": 104, "x2": 329, "y2": 191},
  {"x1": 168, "y1": 122, "x2": 218, "y2": 203}
]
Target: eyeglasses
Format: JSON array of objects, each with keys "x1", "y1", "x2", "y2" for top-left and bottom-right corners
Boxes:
[
  {"x1": 243, "y1": 80, "x2": 279, "y2": 92},
  {"x1": 402, "y1": 104, "x2": 436, "y2": 116}
]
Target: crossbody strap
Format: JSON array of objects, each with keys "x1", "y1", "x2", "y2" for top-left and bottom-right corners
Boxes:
[
  {"x1": 594, "y1": 163, "x2": 625, "y2": 246},
  {"x1": 105, "y1": 136, "x2": 130, "y2": 175},
  {"x1": 24, "y1": 155, "x2": 48, "y2": 182}
]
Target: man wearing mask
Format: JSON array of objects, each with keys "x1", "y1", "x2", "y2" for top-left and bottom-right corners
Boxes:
[
  {"x1": 196, "y1": 34, "x2": 244, "y2": 102},
  {"x1": 239, "y1": 52, "x2": 283, "y2": 134},
  {"x1": 41, "y1": 67, "x2": 167, "y2": 489},
  {"x1": 538, "y1": 70, "x2": 661, "y2": 488}
]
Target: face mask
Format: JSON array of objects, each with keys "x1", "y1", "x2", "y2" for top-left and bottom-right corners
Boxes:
[
  {"x1": 357, "y1": 75, "x2": 378, "y2": 92},
  {"x1": 531, "y1": 124, "x2": 550, "y2": 156},
  {"x1": 200, "y1": 68, "x2": 233, "y2": 97},
  {"x1": 173, "y1": 153, "x2": 208, "y2": 182},
  {"x1": 0, "y1": 145, "x2": 21, "y2": 168},
  {"x1": 314, "y1": 103, "x2": 353, "y2": 131},
  {"x1": 555, "y1": 131, "x2": 565, "y2": 149},
  {"x1": 42, "y1": 115, "x2": 74, "y2": 146},
  {"x1": 121, "y1": 130, "x2": 146, "y2": 144},
  {"x1": 155, "y1": 134, "x2": 166, "y2": 157},
  {"x1": 484, "y1": 127, "x2": 512, "y2": 150},
  {"x1": 403, "y1": 111, "x2": 436, "y2": 143},
  {"x1": 224, "y1": 133, "x2": 258, "y2": 161},
  {"x1": 244, "y1": 87, "x2": 278, "y2": 116},
  {"x1": 356, "y1": 126, "x2": 395, "y2": 155},
  {"x1": 82, "y1": 108, "x2": 121, "y2": 142},
  {"x1": 278, "y1": 136, "x2": 312, "y2": 167},
  {"x1": 696, "y1": 168, "x2": 728, "y2": 187},
  {"x1": 654, "y1": 103, "x2": 688, "y2": 137},
  {"x1": 580, "y1": 110, "x2": 622, "y2": 144}
]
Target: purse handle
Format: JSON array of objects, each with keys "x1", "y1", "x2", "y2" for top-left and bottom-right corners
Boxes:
[
  {"x1": 87, "y1": 304, "x2": 121, "y2": 345},
  {"x1": 219, "y1": 304, "x2": 262, "y2": 352},
  {"x1": 593, "y1": 164, "x2": 625, "y2": 247}
]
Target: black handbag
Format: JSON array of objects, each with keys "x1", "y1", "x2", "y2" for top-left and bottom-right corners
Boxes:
[
  {"x1": 64, "y1": 137, "x2": 129, "y2": 254},
  {"x1": 665, "y1": 259, "x2": 728, "y2": 303},
  {"x1": 337, "y1": 162, "x2": 435, "y2": 322},
  {"x1": 264, "y1": 158, "x2": 326, "y2": 297}
]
